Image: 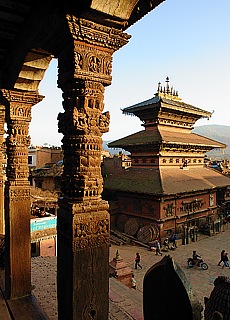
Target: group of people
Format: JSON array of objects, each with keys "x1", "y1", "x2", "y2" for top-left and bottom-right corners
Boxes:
[
  {"x1": 189, "y1": 250, "x2": 230, "y2": 269},
  {"x1": 218, "y1": 250, "x2": 230, "y2": 269},
  {"x1": 131, "y1": 243, "x2": 230, "y2": 291},
  {"x1": 149, "y1": 234, "x2": 178, "y2": 255}
]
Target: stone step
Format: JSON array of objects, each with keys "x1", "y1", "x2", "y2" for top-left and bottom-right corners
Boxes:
[{"x1": 109, "y1": 277, "x2": 143, "y2": 320}]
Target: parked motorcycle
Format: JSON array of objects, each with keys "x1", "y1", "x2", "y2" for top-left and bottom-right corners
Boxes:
[{"x1": 187, "y1": 257, "x2": 208, "y2": 270}]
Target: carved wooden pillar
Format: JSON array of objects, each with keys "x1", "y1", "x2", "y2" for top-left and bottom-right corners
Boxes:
[
  {"x1": 1, "y1": 89, "x2": 43, "y2": 299},
  {"x1": 0, "y1": 105, "x2": 5, "y2": 234},
  {"x1": 57, "y1": 16, "x2": 130, "y2": 320}
]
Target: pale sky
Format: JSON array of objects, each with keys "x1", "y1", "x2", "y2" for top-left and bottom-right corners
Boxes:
[{"x1": 30, "y1": 0, "x2": 230, "y2": 147}]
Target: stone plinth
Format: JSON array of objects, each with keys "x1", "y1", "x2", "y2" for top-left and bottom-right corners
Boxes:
[{"x1": 109, "y1": 250, "x2": 133, "y2": 288}]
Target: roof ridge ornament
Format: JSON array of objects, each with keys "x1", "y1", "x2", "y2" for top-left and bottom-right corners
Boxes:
[{"x1": 156, "y1": 77, "x2": 181, "y2": 101}]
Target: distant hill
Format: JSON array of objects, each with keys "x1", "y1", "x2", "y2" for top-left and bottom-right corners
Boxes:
[
  {"x1": 193, "y1": 125, "x2": 230, "y2": 147},
  {"x1": 103, "y1": 125, "x2": 230, "y2": 159},
  {"x1": 193, "y1": 125, "x2": 230, "y2": 159}
]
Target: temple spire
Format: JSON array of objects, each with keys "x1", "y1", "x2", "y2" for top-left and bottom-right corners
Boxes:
[
  {"x1": 156, "y1": 77, "x2": 181, "y2": 101},
  {"x1": 165, "y1": 76, "x2": 170, "y2": 93}
]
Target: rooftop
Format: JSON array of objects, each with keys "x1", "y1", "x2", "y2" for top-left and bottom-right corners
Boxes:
[
  {"x1": 108, "y1": 129, "x2": 226, "y2": 150},
  {"x1": 122, "y1": 77, "x2": 212, "y2": 120},
  {"x1": 104, "y1": 166, "x2": 230, "y2": 195}
]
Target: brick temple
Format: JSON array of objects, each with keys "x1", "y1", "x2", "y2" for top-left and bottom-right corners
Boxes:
[{"x1": 105, "y1": 78, "x2": 230, "y2": 243}]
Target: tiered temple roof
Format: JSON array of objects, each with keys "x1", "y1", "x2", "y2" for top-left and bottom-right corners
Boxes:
[
  {"x1": 110, "y1": 78, "x2": 225, "y2": 152},
  {"x1": 109, "y1": 129, "x2": 225, "y2": 151},
  {"x1": 106, "y1": 78, "x2": 230, "y2": 196}
]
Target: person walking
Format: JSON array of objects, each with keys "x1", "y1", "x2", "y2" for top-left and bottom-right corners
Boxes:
[
  {"x1": 218, "y1": 250, "x2": 226, "y2": 266},
  {"x1": 163, "y1": 238, "x2": 170, "y2": 251},
  {"x1": 135, "y1": 252, "x2": 142, "y2": 269},
  {"x1": 131, "y1": 274, "x2": 137, "y2": 289},
  {"x1": 169, "y1": 233, "x2": 178, "y2": 248},
  {"x1": 155, "y1": 240, "x2": 162, "y2": 256},
  {"x1": 222, "y1": 252, "x2": 230, "y2": 269}
]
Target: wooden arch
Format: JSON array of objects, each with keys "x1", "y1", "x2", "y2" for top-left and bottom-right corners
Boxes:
[{"x1": 0, "y1": 0, "x2": 165, "y2": 91}]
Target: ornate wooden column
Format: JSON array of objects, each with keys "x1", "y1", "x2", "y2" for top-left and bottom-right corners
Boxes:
[
  {"x1": 1, "y1": 89, "x2": 43, "y2": 299},
  {"x1": 0, "y1": 105, "x2": 5, "y2": 235},
  {"x1": 57, "y1": 16, "x2": 130, "y2": 320}
]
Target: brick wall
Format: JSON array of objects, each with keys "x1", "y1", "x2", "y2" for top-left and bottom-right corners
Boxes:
[
  {"x1": 40, "y1": 238, "x2": 56, "y2": 257},
  {"x1": 35, "y1": 148, "x2": 62, "y2": 168},
  {"x1": 36, "y1": 148, "x2": 52, "y2": 168}
]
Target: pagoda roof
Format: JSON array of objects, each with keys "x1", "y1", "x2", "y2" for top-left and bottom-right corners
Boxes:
[
  {"x1": 108, "y1": 129, "x2": 226, "y2": 149},
  {"x1": 104, "y1": 166, "x2": 230, "y2": 196},
  {"x1": 122, "y1": 95, "x2": 211, "y2": 118}
]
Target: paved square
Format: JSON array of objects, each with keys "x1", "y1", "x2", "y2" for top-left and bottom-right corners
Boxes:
[{"x1": 32, "y1": 225, "x2": 230, "y2": 319}]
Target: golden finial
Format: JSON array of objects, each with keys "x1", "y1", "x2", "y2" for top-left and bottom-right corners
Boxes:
[
  {"x1": 115, "y1": 250, "x2": 122, "y2": 260},
  {"x1": 156, "y1": 77, "x2": 181, "y2": 101},
  {"x1": 157, "y1": 82, "x2": 161, "y2": 92},
  {"x1": 165, "y1": 76, "x2": 170, "y2": 94}
]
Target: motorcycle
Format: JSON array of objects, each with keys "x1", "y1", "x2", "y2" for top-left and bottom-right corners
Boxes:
[{"x1": 187, "y1": 257, "x2": 208, "y2": 270}]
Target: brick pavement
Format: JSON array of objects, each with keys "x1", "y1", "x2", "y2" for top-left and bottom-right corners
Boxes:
[
  {"x1": 31, "y1": 225, "x2": 230, "y2": 319},
  {"x1": 31, "y1": 256, "x2": 57, "y2": 320}
]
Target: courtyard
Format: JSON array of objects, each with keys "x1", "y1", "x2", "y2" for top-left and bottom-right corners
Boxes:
[{"x1": 30, "y1": 225, "x2": 230, "y2": 319}]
